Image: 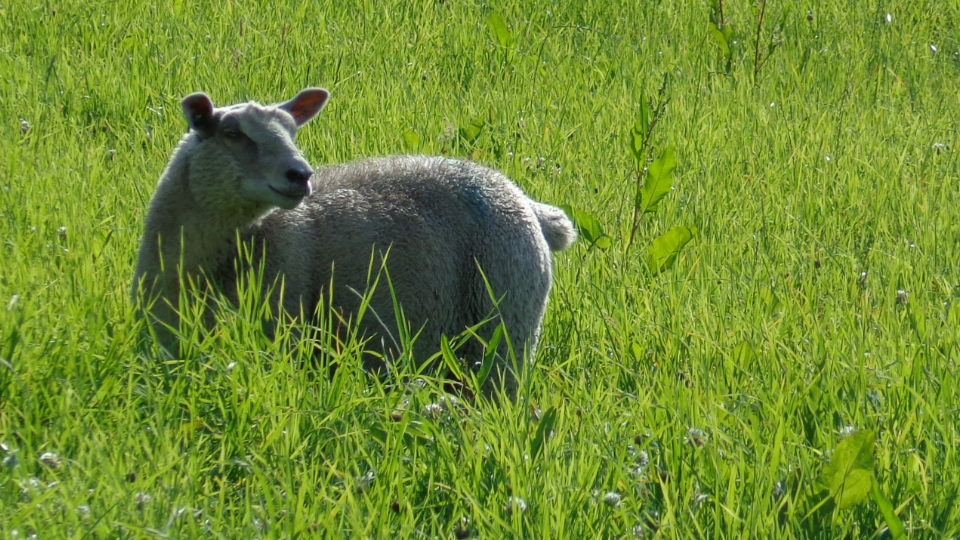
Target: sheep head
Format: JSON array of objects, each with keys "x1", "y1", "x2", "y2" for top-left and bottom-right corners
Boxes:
[{"x1": 179, "y1": 88, "x2": 329, "y2": 212}]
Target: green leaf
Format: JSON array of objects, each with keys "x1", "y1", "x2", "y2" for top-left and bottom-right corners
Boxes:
[
  {"x1": 439, "y1": 334, "x2": 464, "y2": 381},
  {"x1": 629, "y1": 97, "x2": 653, "y2": 166},
  {"x1": 709, "y1": 21, "x2": 731, "y2": 57},
  {"x1": 370, "y1": 420, "x2": 435, "y2": 449},
  {"x1": 487, "y1": 12, "x2": 514, "y2": 50},
  {"x1": 733, "y1": 340, "x2": 757, "y2": 364},
  {"x1": 530, "y1": 406, "x2": 557, "y2": 461},
  {"x1": 646, "y1": 225, "x2": 697, "y2": 275},
  {"x1": 559, "y1": 205, "x2": 612, "y2": 249},
  {"x1": 637, "y1": 146, "x2": 676, "y2": 215},
  {"x1": 870, "y1": 480, "x2": 905, "y2": 539},
  {"x1": 402, "y1": 129, "x2": 420, "y2": 152},
  {"x1": 476, "y1": 322, "x2": 503, "y2": 387},
  {"x1": 815, "y1": 430, "x2": 875, "y2": 510},
  {"x1": 908, "y1": 307, "x2": 926, "y2": 342},
  {"x1": 458, "y1": 116, "x2": 485, "y2": 144},
  {"x1": 777, "y1": 3, "x2": 794, "y2": 30},
  {"x1": 760, "y1": 286, "x2": 782, "y2": 315}
]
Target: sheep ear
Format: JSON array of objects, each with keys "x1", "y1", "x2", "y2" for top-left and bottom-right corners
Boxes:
[
  {"x1": 181, "y1": 92, "x2": 217, "y2": 138},
  {"x1": 279, "y1": 88, "x2": 329, "y2": 127}
]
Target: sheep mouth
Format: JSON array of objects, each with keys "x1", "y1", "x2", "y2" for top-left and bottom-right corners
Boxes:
[{"x1": 269, "y1": 185, "x2": 308, "y2": 202}]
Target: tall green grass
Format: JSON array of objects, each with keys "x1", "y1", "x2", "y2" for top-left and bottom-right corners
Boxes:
[{"x1": 1, "y1": 0, "x2": 959, "y2": 537}]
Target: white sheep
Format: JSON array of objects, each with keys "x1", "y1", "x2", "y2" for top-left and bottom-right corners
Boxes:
[{"x1": 132, "y1": 88, "x2": 576, "y2": 396}]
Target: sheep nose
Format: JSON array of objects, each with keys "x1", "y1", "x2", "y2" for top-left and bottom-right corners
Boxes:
[{"x1": 285, "y1": 167, "x2": 313, "y2": 184}]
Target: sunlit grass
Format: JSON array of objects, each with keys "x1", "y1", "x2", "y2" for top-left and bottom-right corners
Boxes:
[{"x1": 1, "y1": 0, "x2": 959, "y2": 537}]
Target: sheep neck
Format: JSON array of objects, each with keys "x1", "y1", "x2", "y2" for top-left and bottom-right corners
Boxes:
[{"x1": 137, "y1": 149, "x2": 271, "y2": 290}]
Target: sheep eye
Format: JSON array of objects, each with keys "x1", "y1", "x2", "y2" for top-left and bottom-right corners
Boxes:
[{"x1": 223, "y1": 129, "x2": 241, "y2": 138}]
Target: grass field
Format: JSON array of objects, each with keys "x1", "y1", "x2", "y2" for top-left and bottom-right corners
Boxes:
[{"x1": 2, "y1": 0, "x2": 960, "y2": 537}]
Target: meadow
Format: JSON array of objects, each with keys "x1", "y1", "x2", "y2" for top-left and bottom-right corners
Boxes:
[{"x1": 2, "y1": 0, "x2": 960, "y2": 537}]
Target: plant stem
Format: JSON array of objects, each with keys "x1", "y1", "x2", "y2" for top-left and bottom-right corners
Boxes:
[
  {"x1": 627, "y1": 76, "x2": 669, "y2": 249},
  {"x1": 753, "y1": 0, "x2": 768, "y2": 84}
]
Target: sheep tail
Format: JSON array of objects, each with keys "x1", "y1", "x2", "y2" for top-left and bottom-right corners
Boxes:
[{"x1": 531, "y1": 202, "x2": 577, "y2": 252}]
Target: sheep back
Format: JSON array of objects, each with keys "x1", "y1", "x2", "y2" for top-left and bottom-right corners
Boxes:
[{"x1": 255, "y1": 155, "x2": 563, "y2": 393}]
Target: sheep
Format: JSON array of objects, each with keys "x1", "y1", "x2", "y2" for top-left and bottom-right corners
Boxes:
[{"x1": 132, "y1": 88, "x2": 576, "y2": 396}]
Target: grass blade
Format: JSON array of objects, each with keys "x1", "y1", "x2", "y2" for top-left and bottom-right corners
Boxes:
[
  {"x1": 870, "y1": 480, "x2": 905, "y2": 539},
  {"x1": 530, "y1": 406, "x2": 557, "y2": 461}
]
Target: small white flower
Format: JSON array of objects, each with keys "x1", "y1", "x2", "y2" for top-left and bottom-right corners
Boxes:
[
  {"x1": 406, "y1": 378, "x2": 427, "y2": 392},
  {"x1": 772, "y1": 479, "x2": 786, "y2": 499},
  {"x1": 438, "y1": 123, "x2": 456, "y2": 143},
  {"x1": 685, "y1": 428, "x2": 708, "y2": 447},
  {"x1": 691, "y1": 493, "x2": 709, "y2": 512},
  {"x1": 423, "y1": 402, "x2": 443, "y2": 417},
  {"x1": 135, "y1": 492, "x2": 152, "y2": 509},
  {"x1": 505, "y1": 496, "x2": 527, "y2": 514},
  {"x1": 636, "y1": 449, "x2": 650, "y2": 468},
  {"x1": 2, "y1": 449, "x2": 19, "y2": 469},
  {"x1": 603, "y1": 491, "x2": 621, "y2": 507},
  {"x1": 356, "y1": 469, "x2": 375, "y2": 493},
  {"x1": 896, "y1": 289, "x2": 908, "y2": 305}
]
